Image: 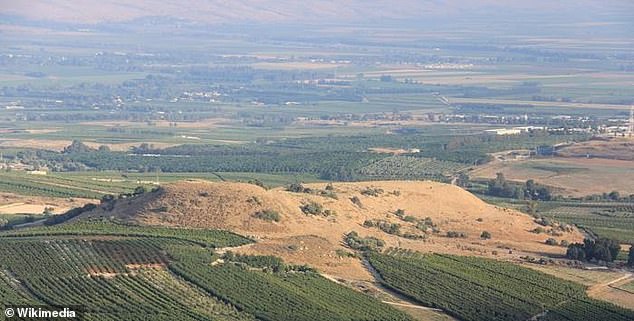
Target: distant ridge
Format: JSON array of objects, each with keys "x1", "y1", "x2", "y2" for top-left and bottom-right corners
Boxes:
[{"x1": 1, "y1": 0, "x2": 630, "y2": 25}]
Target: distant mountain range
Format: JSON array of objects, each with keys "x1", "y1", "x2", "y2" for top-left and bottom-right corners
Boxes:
[{"x1": 1, "y1": 0, "x2": 631, "y2": 26}]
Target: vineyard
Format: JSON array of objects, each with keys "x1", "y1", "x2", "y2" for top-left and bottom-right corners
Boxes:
[
  {"x1": 0, "y1": 238, "x2": 252, "y2": 321},
  {"x1": 0, "y1": 224, "x2": 412, "y2": 321},
  {"x1": 0, "y1": 172, "x2": 107, "y2": 199},
  {"x1": 0, "y1": 220, "x2": 253, "y2": 248},
  {"x1": 366, "y1": 250, "x2": 634, "y2": 321},
  {"x1": 475, "y1": 195, "x2": 634, "y2": 245},
  {"x1": 168, "y1": 250, "x2": 413, "y2": 321},
  {"x1": 540, "y1": 203, "x2": 634, "y2": 244}
]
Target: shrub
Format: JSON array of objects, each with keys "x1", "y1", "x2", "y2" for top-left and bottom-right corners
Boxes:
[
  {"x1": 480, "y1": 231, "x2": 492, "y2": 239},
  {"x1": 300, "y1": 201, "x2": 324, "y2": 215},
  {"x1": 335, "y1": 249, "x2": 355, "y2": 258},
  {"x1": 287, "y1": 182, "x2": 307, "y2": 193},
  {"x1": 377, "y1": 222, "x2": 401, "y2": 235},
  {"x1": 446, "y1": 231, "x2": 467, "y2": 238},
  {"x1": 350, "y1": 196, "x2": 363, "y2": 207},
  {"x1": 403, "y1": 216, "x2": 417, "y2": 223},
  {"x1": 532, "y1": 227, "x2": 545, "y2": 234},
  {"x1": 344, "y1": 231, "x2": 385, "y2": 251},
  {"x1": 394, "y1": 209, "x2": 406, "y2": 217},
  {"x1": 253, "y1": 210, "x2": 281, "y2": 222},
  {"x1": 319, "y1": 190, "x2": 338, "y2": 199},
  {"x1": 545, "y1": 238, "x2": 558, "y2": 246},
  {"x1": 360, "y1": 187, "x2": 384, "y2": 197},
  {"x1": 248, "y1": 179, "x2": 266, "y2": 188},
  {"x1": 133, "y1": 186, "x2": 147, "y2": 195}
]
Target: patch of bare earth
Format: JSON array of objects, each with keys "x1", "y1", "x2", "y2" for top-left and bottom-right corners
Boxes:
[{"x1": 0, "y1": 192, "x2": 93, "y2": 214}]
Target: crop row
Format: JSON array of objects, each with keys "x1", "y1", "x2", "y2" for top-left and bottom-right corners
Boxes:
[
  {"x1": 358, "y1": 156, "x2": 466, "y2": 179},
  {"x1": 0, "y1": 220, "x2": 252, "y2": 248},
  {"x1": 366, "y1": 251, "x2": 632, "y2": 321},
  {"x1": 168, "y1": 248, "x2": 412, "y2": 321}
]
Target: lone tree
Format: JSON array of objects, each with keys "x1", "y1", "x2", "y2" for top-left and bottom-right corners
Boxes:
[{"x1": 480, "y1": 231, "x2": 492, "y2": 240}]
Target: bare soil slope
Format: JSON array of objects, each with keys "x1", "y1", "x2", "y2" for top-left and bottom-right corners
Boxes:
[{"x1": 77, "y1": 180, "x2": 583, "y2": 280}]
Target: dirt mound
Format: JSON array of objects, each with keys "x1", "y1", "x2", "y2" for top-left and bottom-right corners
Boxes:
[
  {"x1": 78, "y1": 181, "x2": 291, "y2": 233},
  {"x1": 77, "y1": 180, "x2": 584, "y2": 280}
]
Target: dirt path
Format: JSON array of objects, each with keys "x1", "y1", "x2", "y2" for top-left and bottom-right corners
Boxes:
[
  {"x1": 381, "y1": 301, "x2": 441, "y2": 311},
  {"x1": 587, "y1": 272, "x2": 633, "y2": 296},
  {"x1": 360, "y1": 258, "x2": 443, "y2": 312},
  {"x1": 213, "y1": 243, "x2": 256, "y2": 255}
]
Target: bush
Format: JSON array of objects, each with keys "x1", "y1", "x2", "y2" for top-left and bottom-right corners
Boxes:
[
  {"x1": 394, "y1": 209, "x2": 406, "y2": 217},
  {"x1": 446, "y1": 231, "x2": 467, "y2": 238},
  {"x1": 335, "y1": 249, "x2": 355, "y2": 258},
  {"x1": 133, "y1": 186, "x2": 147, "y2": 195},
  {"x1": 545, "y1": 238, "x2": 558, "y2": 246},
  {"x1": 344, "y1": 231, "x2": 385, "y2": 251},
  {"x1": 377, "y1": 222, "x2": 401, "y2": 235},
  {"x1": 248, "y1": 179, "x2": 266, "y2": 188},
  {"x1": 287, "y1": 182, "x2": 307, "y2": 193},
  {"x1": 480, "y1": 231, "x2": 492, "y2": 239},
  {"x1": 253, "y1": 210, "x2": 281, "y2": 222},
  {"x1": 300, "y1": 201, "x2": 324, "y2": 215},
  {"x1": 360, "y1": 187, "x2": 384, "y2": 197},
  {"x1": 350, "y1": 196, "x2": 363, "y2": 207},
  {"x1": 403, "y1": 216, "x2": 417, "y2": 223}
]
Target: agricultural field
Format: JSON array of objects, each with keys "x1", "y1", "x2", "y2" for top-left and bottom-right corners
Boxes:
[
  {"x1": 539, "y1": 203, "x2": 634, "y2": 244},
  {"x1": 0, "y1": 222, "x2": 412, "y2": 321},
  {"x1": 475, "y1": 195, "x2": 634, "y2": 245},
  {"x1": 1, "y1": 2, "x2": 634, "y2": 320},
  {"x1": 0, "y1": 171, "x2": 322, "y2": 199},
  {"x1": 470, "y1": 157, "x2": 634, "y2": 197},
  {"x1": 367, "y1": 250, "x2": 634, "y2": 321},
  {"x1": 358, "y1": 156, "x2": 468, "y2": 180}
]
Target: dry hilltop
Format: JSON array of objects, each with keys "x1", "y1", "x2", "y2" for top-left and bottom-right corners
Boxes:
[{"x1": 76, "y1": 180, "x2": 584, "y2": 280}]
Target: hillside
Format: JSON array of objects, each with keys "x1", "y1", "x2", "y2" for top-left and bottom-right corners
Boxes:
[{"x1": 77, "y1": 180, "x2": 583, "y2": 280}]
